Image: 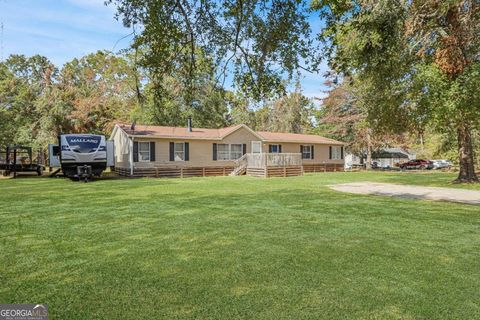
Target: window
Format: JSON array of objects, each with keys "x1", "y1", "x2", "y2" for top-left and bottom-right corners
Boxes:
[
  {"x1": 230, "y1": 144, "x2": 243, "y2": 160},
  {"x1": 270, "y1": 144, "x2": 280, "y2": 153},
  {"x1": 217, "y1": 144, "x2": 243, "y2": 160},
  {"x1": 217, "y1": 144, "x2": 230, "y2": 160},
  {"x1": 138, "y1": 142, "x2": 150, "y2": 162},
  {"x1": 66, "y1": 135, "x2": 100, "y2": 153},
  {"x1": 252, "y1": 141, "x2": 262, "y2": 153},
  {"x1": 174, "y1": 142, "x2": 185, "y2": 161},
  {"x1": 302, "y1": 145, "x2": 312, "y2": 159},
  {"x1": 331, "y1": 146, "x2": 343, "y2": 160}
]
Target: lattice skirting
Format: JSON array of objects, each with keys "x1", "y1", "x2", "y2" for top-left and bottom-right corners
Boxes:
[
  {"x1": 303, "y1": 163, "x2": 344, "y2": 173},
  {"x1": 115, "y1": 163, "x2": 344, "y2": 178},
  {"x1": 115, "y1": 166, "x2": 233, "y2": 178}
]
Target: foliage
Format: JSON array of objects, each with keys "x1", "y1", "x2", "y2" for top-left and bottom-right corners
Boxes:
[
  {"x1": 107, "y1": 0, "x2": 318, "y2": 100},
  {"x1": 255, "y1": 85, "x2": 314, "y2": 133},
  {"x1": 312, "y1": 0, "x2": 480, "y2": 182}
]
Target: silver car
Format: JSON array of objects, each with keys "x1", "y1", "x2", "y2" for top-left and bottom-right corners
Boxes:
[{"x1": 432, "y1": 159, "x2": 452, "y2": 169}]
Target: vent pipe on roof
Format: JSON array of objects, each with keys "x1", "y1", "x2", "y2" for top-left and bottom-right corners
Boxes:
[
  {"x1": 130, "y1": 120, "x2": 136, "y2": 132},
  {"x1": 187, "y1": 116, "x2": 192, "y2": 132}
]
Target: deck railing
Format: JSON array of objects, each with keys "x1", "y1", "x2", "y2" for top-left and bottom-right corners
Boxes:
[{"x1": 246, "y1": 153, "x2": 302, "y2": 168}]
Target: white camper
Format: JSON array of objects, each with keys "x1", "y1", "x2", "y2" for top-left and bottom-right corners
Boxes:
[{"x1": 49, "y1": 134, "x2": 114, "y2": 181}]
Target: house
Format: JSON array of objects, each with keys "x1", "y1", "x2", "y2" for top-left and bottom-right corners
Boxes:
[
  {"x1": 372, "y1": 148, "x2": 416, "y2": 168},
  {"x1": 110, "y1": 120, "x2": 345, "y2": 178},
  {"x1": 345, "y1": 148, "x2": 416, "y2": 169}
]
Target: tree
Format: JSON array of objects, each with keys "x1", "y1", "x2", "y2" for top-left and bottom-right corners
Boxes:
[
  {"x1": 137, "y1": 50, "x2": 230, "y2": 128},
  {"x1": 256, "y1": 88, "x2": 314, "y2": 133},
  {"x1": 57, "y1": 51, "x2": 139, "y2": 134},
  {"x1": 0, "y1": 54, "x2": 56, "y2": 148},
  {"x1": 317, "y1": 77, "x2": 407, "y2": 169},
  {"x1": 313, "y1": 0, "x2": 480, "y2": 182},
  {"x1": 107, "y1": 0, "x2": 318, "y2": 101}
]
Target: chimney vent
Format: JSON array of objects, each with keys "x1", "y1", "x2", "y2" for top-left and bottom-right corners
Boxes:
[{"x1": 187, "y1": 116, "x2": 192, "y2": 132}]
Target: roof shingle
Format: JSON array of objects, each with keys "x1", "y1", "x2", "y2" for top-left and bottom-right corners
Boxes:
[{"x1": 116, "y1": 123, "x2": 343, "y2": 145}]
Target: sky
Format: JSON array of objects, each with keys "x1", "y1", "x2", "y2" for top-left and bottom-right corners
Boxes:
[{"x1": 0, "y1": 0, "x2": 328, "y2": 100}]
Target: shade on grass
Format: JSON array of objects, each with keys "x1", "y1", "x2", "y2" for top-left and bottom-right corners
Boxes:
[{"x1": 0, "y1": 172, "x2": 479, "y2": 319}]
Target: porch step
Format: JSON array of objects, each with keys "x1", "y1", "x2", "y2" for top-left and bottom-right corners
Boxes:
[{"x1": 229, "y1": 165, "x2": 247, "y2": 176}]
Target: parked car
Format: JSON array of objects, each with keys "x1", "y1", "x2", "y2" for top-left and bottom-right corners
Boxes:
[
  {"x1": 432, "y1": 159, "x2": 453, "y2": 169},
  {"x1": 400, "y1": 159, "x2": 433, "y2": 170}
]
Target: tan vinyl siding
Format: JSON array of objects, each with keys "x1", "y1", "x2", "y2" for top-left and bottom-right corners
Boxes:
[
  {"x1": 111, "y1": 127, "x2": 131, "y2": 168},
  {"x1": 112, "y1": 124, "x2": 344, "y2": 170},
  {"x1": 133, "y1": 126, "x2": 261, "y2": 168}
]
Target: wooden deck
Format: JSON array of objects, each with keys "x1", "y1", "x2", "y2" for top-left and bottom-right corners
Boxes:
[
  {"x1": 116, "y1": 153, "x2": 344, "y2": 178},
  {"x1": 233, "y1": 153, "x2": 304, "y2": 178}
]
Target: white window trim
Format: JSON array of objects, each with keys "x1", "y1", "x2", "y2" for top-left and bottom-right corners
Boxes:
[
  {"x1": 138, "y1": 141, "x2": 150, "y2": 162},
  {"x1": 174, "y1": 142, "x2": 185, "y2": 162},
  {"x1": 302, "y1": 145, "x2": 312, "y2": 160},
  {"x1": 251, "y1": 141, "x2": 262, "y2": 154},
  {"x1": 217, "y1": 143, "x2": 243, "y2": 161}
]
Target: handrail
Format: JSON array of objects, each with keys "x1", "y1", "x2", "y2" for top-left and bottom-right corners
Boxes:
[
  {"x1": 233, "y1": 153, "x2": 248, "y2": 167},
  {"x1": 246, "y1": 153, "x2": 302, "y2": 168},
  {"x1": 233, "y1": 153, "x2": 248, "y2": 173}
]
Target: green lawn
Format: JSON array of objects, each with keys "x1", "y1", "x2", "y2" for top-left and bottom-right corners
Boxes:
[{"x1": 0, "y1": 172, "x2": 479, "y2": 319}]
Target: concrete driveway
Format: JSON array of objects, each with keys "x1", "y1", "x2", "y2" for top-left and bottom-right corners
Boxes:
[{"x1": 329, "y1": 182, "x2": 480, "y2": 205}]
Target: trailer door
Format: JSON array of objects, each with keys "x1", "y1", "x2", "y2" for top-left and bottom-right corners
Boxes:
[{"x1": 48, "y1": 144, "x2": 60, "y2": 167}]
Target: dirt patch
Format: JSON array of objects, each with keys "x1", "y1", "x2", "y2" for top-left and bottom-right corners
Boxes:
[{"x1": 329, "y1": 182, "x2": 480, "y2": 205}]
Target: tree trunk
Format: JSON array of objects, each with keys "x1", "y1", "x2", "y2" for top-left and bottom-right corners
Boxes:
[
  {"x1": 455, "y1": 125, "x2": 478, "y2": 183},
  {"x1": 365, "y1": 129, "x2": 372, "y2": 170}
]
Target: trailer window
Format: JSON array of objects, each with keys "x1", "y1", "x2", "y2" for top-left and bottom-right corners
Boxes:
[
  {"x1": 138, "y1": 142, "x2": 150, "y2": 162},
  {"x1": 66, "y1": 136, "x2": 100, "y2": 153}
]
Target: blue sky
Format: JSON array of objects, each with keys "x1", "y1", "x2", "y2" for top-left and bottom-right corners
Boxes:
[{"x1": 0, "y1": 0, "x2": 328, "y2": 99}]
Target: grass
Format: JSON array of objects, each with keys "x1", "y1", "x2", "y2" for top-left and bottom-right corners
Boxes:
[{"x1": 0, "y1": 172, "x2": 479, "y2": 319}]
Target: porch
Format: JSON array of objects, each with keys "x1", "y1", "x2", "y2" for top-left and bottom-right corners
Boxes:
[{"x1": 231, "y1": 153, "x2": 304, "y2": 178}]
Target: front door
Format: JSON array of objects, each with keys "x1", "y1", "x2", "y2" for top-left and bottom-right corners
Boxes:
[{"x1": 251, "y1": 141, "x2": 262, "y2": 153}]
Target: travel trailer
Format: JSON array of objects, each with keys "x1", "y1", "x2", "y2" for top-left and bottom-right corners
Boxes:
[{"x1": 49, "y1": 134, "x2": 114, "y2": 181}]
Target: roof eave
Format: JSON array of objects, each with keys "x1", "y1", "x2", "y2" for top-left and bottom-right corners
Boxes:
[
  {"x1": 263, "y1": 139, "x2": 345, "y2": 145},
  {"x1": 127, "y1": 134, "x2": 223, "y2": 141}
]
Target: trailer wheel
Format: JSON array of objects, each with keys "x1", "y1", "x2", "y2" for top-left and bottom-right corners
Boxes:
[{"x1": 37, "y1": 167, "x2": 44, "y2": 176}]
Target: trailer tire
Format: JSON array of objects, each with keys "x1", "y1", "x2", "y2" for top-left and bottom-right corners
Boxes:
[{"x1": 37, "y1": 167, "x2": 44, "y2": 176}]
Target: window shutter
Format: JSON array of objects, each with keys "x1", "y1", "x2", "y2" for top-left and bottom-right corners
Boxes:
[
  {"x1": 150, "y1": 142, "x2": 155, "y2": 161},
  {"x1": 213, "y1": 143, "x2": 217, "y2": 160},
  {"x1": 169, "y1": 142, "x2": 174, "y2": 161},
  {"x1": 279, "y1": 145, "x2": 282, "y2": 153},
  {"x1": 185, "y1": 142, "x2": 189, "y2": 161},
  {"x1": 268, "y1": 144, "x2": 273, "y2": 153},
  {"x1": 311, "y1": 145, "x2": 314, "y2": 159},
  {"x1": 341, "y1": 146, "x2": 344, "y2": 159},
  {"x1": 300, "y1": 145, "x2": 303, "y2": 159},
  {"x1": 133, "y1": 141, "x2": 139, "y2": 162},
  {"x1": 329, "y1": 146, "x2": 332, "y2": 160},
  {"x1": 242, "y1": 144, "x2": 247, "y2": 155}
]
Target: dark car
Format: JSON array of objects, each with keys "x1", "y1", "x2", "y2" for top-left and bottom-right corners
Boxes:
[{"x1": 400, "y1": 159, "x2": 433, "y2": 170}]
